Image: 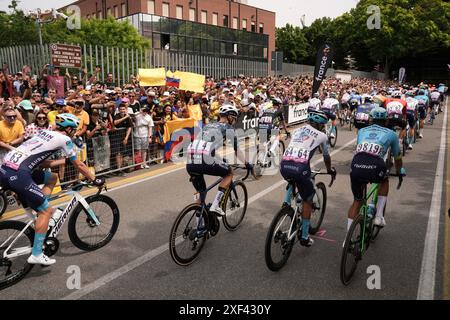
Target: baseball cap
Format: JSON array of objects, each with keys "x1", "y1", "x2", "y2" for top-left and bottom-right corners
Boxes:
[
  {"x1": 18, "y1": 100, "x2": 33, "y2": 111},
  {"x1": 55, "y1": 99, "x2": 66, "y2": 106}
]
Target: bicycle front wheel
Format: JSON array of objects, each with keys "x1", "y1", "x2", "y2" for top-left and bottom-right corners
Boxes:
[
  {"x1": 265, "y1": 205, "x2": 296, "y2": 271},
  {"x1": 340, "y1": 214, "x2": 364, "y2": 285},
  {"x1": 0, "y1": 220, "x2": 34, "y2": 290},
  {"x1": 309, "y1": 182, "x2": 327, "y2": 234},
  {"x1": 169, "y1": 204, "x2": 207, "y2": 266},
  {"x1": 68, "y1": 194, "x2": 120, "y2": 251},
  {"x1": 222, "y1": 181, "x2": 248, "y2": 231}
]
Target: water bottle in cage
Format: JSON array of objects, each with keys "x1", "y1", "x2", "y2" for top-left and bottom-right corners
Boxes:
[
  {"x1": 367, "y1": 203, "x2": 376, "y2": 219},
  {"x1": 48, "y1": 207, "x2": 64, "y2": 229}
]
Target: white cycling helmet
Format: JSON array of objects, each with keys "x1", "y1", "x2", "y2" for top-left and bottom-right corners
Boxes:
[{"x1": 219, "y1": 104, "x2": 239, "y2": 117}]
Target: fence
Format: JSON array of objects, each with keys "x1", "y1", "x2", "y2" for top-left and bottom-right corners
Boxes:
[
  {"x1": 280, "y1": 62, "x2": 386, "y2": 80},
  {"x1": 0, "y1": 43, "x2": 268, "y2": 84}
]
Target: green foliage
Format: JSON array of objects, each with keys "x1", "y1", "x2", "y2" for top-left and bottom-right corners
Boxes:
[
  {"x1": 275, "y1": 24, "x2": 309, "y2": 64},
  {"x1": 276, "y1": 0, "x2": 450, "y2": 72}
]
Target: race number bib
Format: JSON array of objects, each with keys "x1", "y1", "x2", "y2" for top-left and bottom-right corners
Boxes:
[
  {"x1": 283, "y1": 146, "x2": 310, "y2": 163},
  {"x1": 356, "y1": 142, "x2": 384, "y2": 157},
  {"x1": 406, "y1": 102, "x2": 417, "y2": 112},
  {"x1": 355, "y1": 113, "x2": 369, "y2": 121},
  {"x1": 3, "y1": 150, "x2": 29, "y2": 170},
  {"x1": 387, "y1": 103, "x2": 403, "y2": 115},
  {"x1": 187, "y1": 140, "x2": 213, "y2": 156}
]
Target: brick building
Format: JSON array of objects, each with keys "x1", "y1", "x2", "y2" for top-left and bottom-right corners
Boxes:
[{"x1": 62, "y1": 0, "x2": 275, "y2": 71}]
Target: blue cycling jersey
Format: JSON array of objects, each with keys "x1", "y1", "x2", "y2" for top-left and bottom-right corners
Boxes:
[
  {"x1": 356, "y1": 124, "x2": 401, "y2": 159},
  {"x1": 350, "y1": 94, "x2": 362, "y2": 104},
  {"x1": 414, "y1": 95, "x2": 429, "y2": 107}
]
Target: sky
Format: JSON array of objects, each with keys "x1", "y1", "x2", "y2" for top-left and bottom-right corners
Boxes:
[{"x1": 0, "y1": 0, "x2": 358, "y2": 27}]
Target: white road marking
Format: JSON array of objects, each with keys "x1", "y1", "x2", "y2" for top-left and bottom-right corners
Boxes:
[
  {"x1": 62, "y1": 138, "x2": 356, "y2": 300},
  {"x1": 417, "y1": 101, "x2": 448, "y2": 300}
]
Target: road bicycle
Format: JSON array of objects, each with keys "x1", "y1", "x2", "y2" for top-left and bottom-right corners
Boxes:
[
  {"x1": 169, "y1": 165, "x2": 254, "y2": 266},
  {"x1": 264, "y1": 169, "x2": 336, "y2": 271},
  {"x1": 253, "y1": 131, "x2": 289, "y2": 176},
  {"x1": 0, "y1": 181, "x2": 120, "y2": 290},
  {"x1": 340, "y1": 173, "x2": 403, "y2": 285}
]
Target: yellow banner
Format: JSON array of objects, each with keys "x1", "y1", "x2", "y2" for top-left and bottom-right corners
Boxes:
[
  {"x1": 188, "y1": 104, "x2": 203, "y2": 121},
  {"x1": 163, "y1": 118, "x2": 197, "y2": 143},
  {"x1": 138, "y1": 68, "x2": 167, "y2": 86},
  {"x1": 174, "y1": 71, "x2": 205, "y2": 93}
]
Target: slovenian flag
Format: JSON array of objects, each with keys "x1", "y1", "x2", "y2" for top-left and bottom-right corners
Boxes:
[{"x1": 166, "y1": 76, "x2": 180, "y2": 88}]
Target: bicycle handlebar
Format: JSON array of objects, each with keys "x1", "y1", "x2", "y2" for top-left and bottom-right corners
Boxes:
[
  {"x1": 311, "y1": 167, "x2": 337, "y2": 187},
  {"x1": 230, "y1": 164, "x2": 256, "y2": 181},
  {"x1": 63, "y1": 180, "x2": 107, "y2": 195}
]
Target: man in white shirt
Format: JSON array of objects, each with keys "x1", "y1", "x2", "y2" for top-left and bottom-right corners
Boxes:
[{"x1": 134, "y1": 107, "x2": 154, "y2": 169}]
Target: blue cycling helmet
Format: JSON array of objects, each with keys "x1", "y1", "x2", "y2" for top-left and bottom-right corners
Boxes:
[
  {"x1": 417, "y1": 89, "x2": 425, "y2": 96},
  {"x1": 308, "y1": 110, "x2": 328, "y2": 125},
  {"x1": 55, "y1": 113, "x2": 80, "y2": 129},
  {"x1": 370, "y1": 107, "x2": 387, "y2": 120}
]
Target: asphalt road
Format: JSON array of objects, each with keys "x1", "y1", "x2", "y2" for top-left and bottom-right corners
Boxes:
[{"x1": 1, "y1": 102, "x2": 448, "y2": 300}]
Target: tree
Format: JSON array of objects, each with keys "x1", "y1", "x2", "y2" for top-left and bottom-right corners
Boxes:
[{"x1": 275, "y1": 24, "x2": 309, "y2": 64}]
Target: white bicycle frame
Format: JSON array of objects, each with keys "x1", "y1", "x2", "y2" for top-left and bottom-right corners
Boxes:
[
  {"x1": 258, "y1": 134, "x2": 280, "y2": 167},
  {"x1": 1, "y1": 188, "x2": 100, "y2": 260}
]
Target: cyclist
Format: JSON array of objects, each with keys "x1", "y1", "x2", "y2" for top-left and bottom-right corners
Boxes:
[
  {"x1": 415, "y1": 89, "x2": 429, "y2": 138},
  {"x1": 354, "y1": 96, "x2": 376, "y2": 133},
  {"x1": 308, "y1": 93, "x2": 322, "y2": 112},
  {"x1": 346, "y1": 107, "x2": 405, "y2": 234},
  {"x1": 430, "y1": 88, "x2": 442, "y2": 115},
  {"x1": 258, "y1": 98, "x2": 289, "y2": 164},
  {"x1": 321, "y1": 93, "x2": 339, "y2": 139},
  {"x1": 280, "y1": 110, "x2": 335, "y2": 247},
  {"x1": 0, "y1": 114, "x2": 105, "y2": 266},
  {"x1": 385, "y1": 92, "x2": 407, "y2": 146},
  {"x1": 340, "y1": 90, "x2": 351, "y2": 122},
  {"x1": 405, "y1": 91, "x2": 419, "y2": 149},
  {"x1": 186, "y1": 104, "x2": 252, "y2": 217}
]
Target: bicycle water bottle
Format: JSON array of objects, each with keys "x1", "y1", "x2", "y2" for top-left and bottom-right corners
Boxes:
[
  {"x1": 48, "y1": 208, "x2": 64, "y2": 229},
  {"x1": 367, "y1": 204, "x2": 376, "y2": 219}
]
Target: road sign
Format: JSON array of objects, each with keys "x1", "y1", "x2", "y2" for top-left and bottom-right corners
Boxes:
[{"x1": 50, "y1": 44, "x2": 82, "y2": 68}]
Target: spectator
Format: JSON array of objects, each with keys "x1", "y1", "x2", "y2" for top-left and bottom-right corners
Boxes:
[
  {"x1": 129, "y1": 91, "x2": 141, "y2": 114},
  {"x1": 24, "y1": 111, "x2": 51, "y2": 140},
  {"x1": 68, "y1": 100, "x2": 90, "y2": 139},
  {"x1": 112, "y1": 104, "x2": 133, "y2": 176},
  {"x1": 163, "y1": 104, "x2": 179, "y2": 121},
  {"x1": 48, "y1": 99, "x2": 67, "y2": 129},
  {"x1": 0, "y1": 105, "x2": 25, "y2": 163},
  {"x1": 42, "y1": 65, "x2": 65, "y2": 99},
  {"x1": 105, "y1": 73, "x2": 116, "y2": 89},
  {"x1": 133, "y1": 107, "x2": 154, "y2": 169},
  {"x1": 86, "y1": 109, "x2": 109, "y2": 168}
]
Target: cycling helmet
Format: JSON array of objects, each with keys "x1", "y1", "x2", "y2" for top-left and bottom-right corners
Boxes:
[
  {"x1": 406, "y1": 91, "x2": 414, "y2": 97},
  {"x1": 55, "y1": 113, "x2": 80, "y2": 129},
  {"x1": 272, "y1": 97, "x2": 282, "y2": 106},
  {"x1": 308, "y1": 110, "x2": 328, "y2": 125},
  {"x1": 349, "y1": 98, "x2": 359, "y2": 107},
  {"x1": 370, "y1": 107, "x2": 388, "y2": 120},
  {"x1": 364, "y1": 95, "x2": 373, "y2": 103},
  {"x1": 329, "y1": 92, "x2": 337, "y2": 99},
  {"x1": 313, "y1": 92, "x2": 320, "y2": 98},
  {"x1": 393, "y1": 91, "x2": 402, "y2": 99},
  {"x1": 219, "y1": 104, "x2": 239, "y2": 117},
  {"x1": 417, "y1": 89, "x2": 426, "y2": 96}
]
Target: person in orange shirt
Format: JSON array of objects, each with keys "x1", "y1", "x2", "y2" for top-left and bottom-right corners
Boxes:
[
  {"x1": 67, "y1": 100, "x2": 90, "y2": 139},
  {"x1": 0, "y1": 105, "x2": 25, "y2": 162}
]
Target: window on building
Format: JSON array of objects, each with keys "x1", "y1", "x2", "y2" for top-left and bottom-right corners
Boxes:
[
  {"x1": 114, "y1": 6, "x2": 119, "y2": 18},
  {"x1": 251, "y1": 21, "x2": 256, "y2": 32},
  {"x1": 148, "y1": 0, "x2": 155, "y2": 14},
  {"x1": 189, "y1": 8, "x2": 196, "y2": 22},
  {"x1": 212, "y1": 13, "x2": 218, "y2": 26},
  {"x1": 176, "y1": 6, "x2": 183, "y2": 19},
  {"x1": 242, "y1": 19, "x2": 247, "y2": 31},
  {"x1": 223, "y1": 15, "x2": 229, "y2": 27},
  {"x1": 263, "y1": 48, "x2": 268, "y2": 59},
  {"x1": 98, "y1": 11, "x2": 103, "y2": 19},
  {"x1": 107, "y1": 8, "x2": 111, "y2": 16},
  {"x1": 201, "y1": 10, "x2": 207, "y2": 24},
  {"x1": 233, "y1": 17, "x2": 238, "y2": 29},
  {"x1": 259, "y1": 23, "x2": 264, "y2": 34},
  {"x1": 121, "y1": 3, "x2": 127, "y2": 16},
  {"x1": 162, "y1": 3, "x2": 169, "y2": 17}
]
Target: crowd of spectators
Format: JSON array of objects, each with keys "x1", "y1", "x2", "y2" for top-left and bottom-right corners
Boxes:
[{"x1": 0, "y1": 62, "x2": 402, "y2": 183}]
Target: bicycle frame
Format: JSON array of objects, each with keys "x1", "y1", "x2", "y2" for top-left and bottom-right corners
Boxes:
[
  {"x1": 1, "y1": 188, "x2": 101, "y2": 260},
  {"x1": 360, "y1": 183, "x2": 379, "y2": 252}
]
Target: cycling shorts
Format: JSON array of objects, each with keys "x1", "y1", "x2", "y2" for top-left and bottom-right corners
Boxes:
[
  {"x1": 0, "y1": 167, "x2": 51, "y2": 211},
  {"x1": 186, "y1": 162, "x2": 231, "y2": 192},
  {"x1": 418, "y1": 105, "x2": 427, "y2": 120},
  {"x1": 387, "y1": 114, "x2": 407, "y2": 130},
  {"x1": 350, "y1": 153, "x2": 388, "y2": 201},
  {"x1": 406, "y1": 113, "x2": 417, "y2": 128},
  {"x1": 279, "y1": 161, "x2": 315, "y2": 202}
]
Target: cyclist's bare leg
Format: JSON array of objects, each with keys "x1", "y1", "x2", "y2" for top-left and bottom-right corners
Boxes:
[{"x1": 41, "y1": 173, "x2": 58, "y2": 197}]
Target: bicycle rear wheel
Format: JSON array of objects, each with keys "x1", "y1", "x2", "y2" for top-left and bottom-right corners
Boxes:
[
  {"x1": 265, "y1": 205, "x2": 296, "y2": 271},
  {"x1": 340, "y1": 214, "x2": 364, "y2": 286},
  {"x1": 222, "y1": 181, "x2": 248, "y2": 231},
  {"x1": 309, "y1": 182, "x2": 327, "y2": 234},
  {"x1": 169, "y1": 204, "x2": 207, "y2": 266},
  {"x1": 68, "y1": 194, "x2": 120, "y2": 251},
  {"x1": 329, "y1": 126, "x2": 338, "y2": 148},
  {"x1": 0, "y1": 221, "x2": 34, "y2": 290}
]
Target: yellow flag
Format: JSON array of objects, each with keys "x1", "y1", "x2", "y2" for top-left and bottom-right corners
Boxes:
[
  {"x1": 163, "y1": 118, "x2": 197, "y2": 143},
  {"x1": 173, "y1": 71, "x2": 205, "y2": 93},
  {"x1": 138, "y1": 68, "x2": 167, "y2": 86},
  {"x1": 188, "y1": 104, "x2": 203, "y2": 121}
]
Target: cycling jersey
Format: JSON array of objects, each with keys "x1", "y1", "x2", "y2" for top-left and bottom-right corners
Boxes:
[
  {"x1": 430, "y1": 91, "x2": 441, "y2": 102},
  {"x1": 321, "y1": 98, "x2": 339, "y2": 114},
  {"x1": 308, "y1": 98, "x2": 321, "y2": 111},
  {"x1": 2, "y1": 130, "x2": 77, "y2": 172},
  {"x1": 354, "y1": 103, "x2": 375, "y2": 129},
  {"x1": 187, "y1": 121, "x2": 237, "y2": 166},
  {"x1": 258, "y1": 108, "x2": 285, "y2": 131},
  {"x1": 341, "y1": 93, "x2": 351, "y2": 105},
  {"x1": 282, "y1": 124, "x2": 329, "y2": 164},
  {"x1": 385, "y1": 100, "x2": 407, "y2": 117},
  {"x1": 356, "y1": 124, "x2": 401, "y2": 160},
  {"x1": 349, "y1": 94, "x2": 362, "y2": 105}
]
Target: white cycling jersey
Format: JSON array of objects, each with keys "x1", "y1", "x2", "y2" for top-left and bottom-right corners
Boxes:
[
  {"x1": 308, "y1": 98, "x2": 322, "y2": 110},
  {"x1": 430, "y1": 91, "x2": 441, "y2": 102},
  {"x1": 322, "y1": 98, "x2": 339, "y2": 113},
  {"x1": 2, "y1": 130, "x2": 77, "y2": 172}
]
